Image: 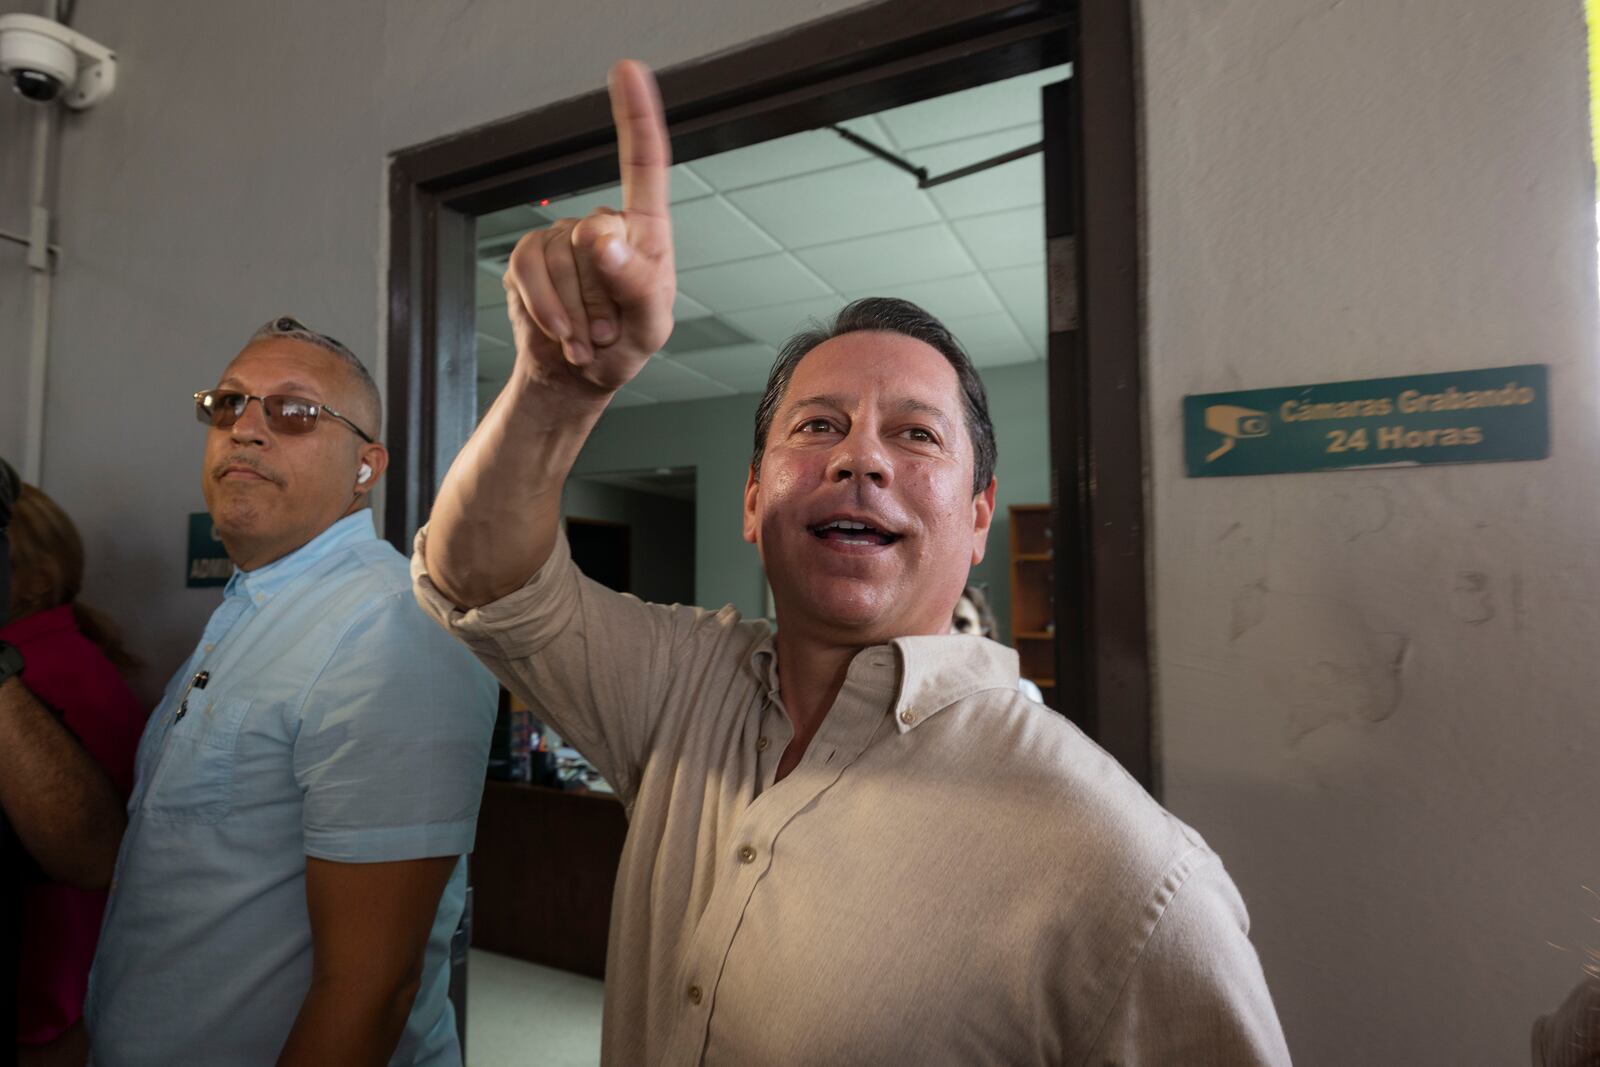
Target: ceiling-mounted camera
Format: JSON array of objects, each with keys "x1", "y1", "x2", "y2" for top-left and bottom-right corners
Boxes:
[{"x1": 0, "y1": 13, "x2": 116, "y2": 108}]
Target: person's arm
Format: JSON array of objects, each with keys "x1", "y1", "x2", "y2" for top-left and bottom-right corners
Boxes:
[
  {"x1": 275, "y1": 855, "x2": 457, "y2": 1067},
  {"x1": 1086, "y1": 851, "x2": 1293, "y2": 1065},
  {"x1": 424, "y1": 59, "x2": 675, "y2": 609},
  {"x1": 0, "y1": 674, "x2": 125, "y2": 888},
  {"x1": 282, "y1": 587, "x2": 497, "y2": 1062}
]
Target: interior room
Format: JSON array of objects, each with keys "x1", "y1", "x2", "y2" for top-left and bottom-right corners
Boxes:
[{"x1": 1, "y1": 1, "x2": 1596, "y2": 1065}]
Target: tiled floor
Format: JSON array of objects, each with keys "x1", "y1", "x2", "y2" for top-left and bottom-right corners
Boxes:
[{"x1": 465, "y1": 949, "x2": 604, "y2": 1067}]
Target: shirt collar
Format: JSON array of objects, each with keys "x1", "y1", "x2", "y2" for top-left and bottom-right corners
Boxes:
[
  {"x1": 223, "y1": 511, "x2": 376, "y2": 604},
  {"x1": 885, "y1": 635, "x2": 1020, "y2": 732},
  {"x1": 746, "y1": 631, "x2": 1020, "y2": 732},
  {"x1": 748, "y1": 631, "x2": 780, "y2": 694}
]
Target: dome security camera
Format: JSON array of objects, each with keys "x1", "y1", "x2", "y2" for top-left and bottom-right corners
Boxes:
[{"x1": 0, "y1": 13, "x2": 116, "y2": 109}]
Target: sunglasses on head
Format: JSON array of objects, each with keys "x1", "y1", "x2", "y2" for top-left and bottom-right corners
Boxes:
[{"x1": 193, "y1": 390, "x2": 375, "y2": 443}]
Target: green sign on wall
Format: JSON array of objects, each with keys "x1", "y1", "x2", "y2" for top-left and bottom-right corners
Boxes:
[
  {"x1": 1184, "y1": 365, "x2": 1549, "y2": 478},
  {"x1": 186, "y1": 512, "x2": 232, "y2": 587}
]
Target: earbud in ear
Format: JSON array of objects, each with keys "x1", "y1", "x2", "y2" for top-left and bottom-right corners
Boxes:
[{"x1": 357, "y1": 463, "x2": 373, "y2": 484}]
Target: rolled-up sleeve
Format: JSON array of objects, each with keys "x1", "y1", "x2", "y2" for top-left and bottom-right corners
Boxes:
[
  {"x1": 292, "y1": 589, "x2": 499, "y2": 863},
  {"x1": 411, "y1": 523, "x2": 754, "y2": 806}
]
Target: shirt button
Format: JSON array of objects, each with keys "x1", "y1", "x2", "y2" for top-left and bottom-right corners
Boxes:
[
  {"x1": 900, "y1": 709, "x2": 915, "y2": 725},
  {"x1": 204, "y1": 643, "x2": 214, "y2": 652},
  {"x1": 738, "y1": 845, "x2": 757, "y2": 864},
  {"x1": 755, "y1": 736, "x2": 769, "y2": 751},
  {"x1": 687, "y1": 985, "x2": 703, "y2": 1005}
]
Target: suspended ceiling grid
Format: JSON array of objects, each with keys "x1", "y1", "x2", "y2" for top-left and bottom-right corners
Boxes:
[{"x1": 474, "y1": 63, "x2": 1070, "y2": 410}]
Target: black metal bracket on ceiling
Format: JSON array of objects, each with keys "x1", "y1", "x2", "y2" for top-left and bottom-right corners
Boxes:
[{"x1": 828, "y1": 125, "x2": 1043, "y2": 189}]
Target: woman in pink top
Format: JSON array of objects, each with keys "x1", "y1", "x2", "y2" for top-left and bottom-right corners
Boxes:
[{"x1": 3, "y1": 485, "x2": 146, "y2": 1067}]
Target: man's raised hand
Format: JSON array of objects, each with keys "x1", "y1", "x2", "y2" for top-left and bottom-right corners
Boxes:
[{"x1": 504, "y1": 60, "x2": 675, "y2": 398}]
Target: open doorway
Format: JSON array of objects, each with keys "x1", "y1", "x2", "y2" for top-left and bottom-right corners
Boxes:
[
  {"x1": 387, "y1": 1, "x2": 1148, "y2": 785},
  {"x1": 458, "y1": 61, "x2": 1078, "y2": 1063}
]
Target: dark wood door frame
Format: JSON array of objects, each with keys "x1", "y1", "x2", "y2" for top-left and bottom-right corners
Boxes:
[
  {"x1": 383, "y1": 0, "x2": 1153, "y2": 791},
  {"x1": 1044, "y1": 2, "x2": 1152, "y2": 791}
]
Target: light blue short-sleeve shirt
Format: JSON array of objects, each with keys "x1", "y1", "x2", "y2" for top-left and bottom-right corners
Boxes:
[{"x1": 86, "y1": 512, "x2": 498, "y2": 1066}]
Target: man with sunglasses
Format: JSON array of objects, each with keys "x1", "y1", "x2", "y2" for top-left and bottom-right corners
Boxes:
[{"x1": 85, "y1": 318, "x2": 498, "y2": 1067}]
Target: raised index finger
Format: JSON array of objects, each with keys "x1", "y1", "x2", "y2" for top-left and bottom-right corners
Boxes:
[{"x1": 608, "y1": 60, "x2": 671, "y2": 219}]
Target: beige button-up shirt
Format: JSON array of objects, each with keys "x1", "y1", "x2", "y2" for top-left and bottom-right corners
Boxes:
[{"x1": 413, "y1": 528, "x2": 1291, "y2": 1066}]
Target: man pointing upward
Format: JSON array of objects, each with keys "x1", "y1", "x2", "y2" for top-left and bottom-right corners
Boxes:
[{"x1": 415, "y1": 61, "x2": 1291, "y2": 1066}]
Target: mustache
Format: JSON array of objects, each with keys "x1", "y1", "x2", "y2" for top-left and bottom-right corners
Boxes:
[{"x1": 212, "y1": 454, "x2": 285, "y2": 486}]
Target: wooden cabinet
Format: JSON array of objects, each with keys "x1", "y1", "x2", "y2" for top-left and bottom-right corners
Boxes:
[
  {"x1": 1009, "y1": 504, "x2": 1055, "y2": 708},
  {"x1": 470, "y1": 781, "x2": 627, "y2": 979}
]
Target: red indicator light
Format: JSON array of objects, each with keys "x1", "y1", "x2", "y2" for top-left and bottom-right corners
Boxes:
[{"x1": 539, "y1": 199, "x2": 550, "y2": 207}]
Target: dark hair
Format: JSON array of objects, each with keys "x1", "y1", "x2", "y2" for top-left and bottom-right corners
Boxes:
[
  {"x1": 750, "y1": 297, "x2": 997, "y2": 494},
  {"x1": 8, "y1": 484, "x2": 141, "y2": 675},
  {"x1": 958, "y1": 584, "x2": 998, "y2": 637}
]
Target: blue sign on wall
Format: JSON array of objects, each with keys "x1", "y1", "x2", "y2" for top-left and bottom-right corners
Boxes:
[
  {"x1": 186, "y1": 512, "x2": 231, "y2": 587},
  {"x1": 1184, "y1": 365, "x2": 1549, "y2": 478}
]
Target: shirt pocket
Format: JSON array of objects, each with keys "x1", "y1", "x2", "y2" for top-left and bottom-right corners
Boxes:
[{"x1": 139, "y1": 696, "x2": 252, "y2": 824}]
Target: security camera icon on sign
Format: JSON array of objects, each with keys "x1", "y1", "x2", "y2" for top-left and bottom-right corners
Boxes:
[{"x1": 1204, "y1": 405, "x2": 1270, "y2": 462}]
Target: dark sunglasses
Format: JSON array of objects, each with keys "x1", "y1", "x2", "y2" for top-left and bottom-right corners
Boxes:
[{"x1": 193, "y1": 390, "x2": 376, "y2": 443}]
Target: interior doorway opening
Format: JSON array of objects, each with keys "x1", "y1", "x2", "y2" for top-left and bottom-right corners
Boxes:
[{"x1": 387, "y1": 1, "x2": 1146, "y2": 1056}]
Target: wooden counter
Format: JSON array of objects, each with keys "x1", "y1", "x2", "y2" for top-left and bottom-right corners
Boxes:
[{"x1": 470, "y1": 780, "x2": 628, "y2": 979}]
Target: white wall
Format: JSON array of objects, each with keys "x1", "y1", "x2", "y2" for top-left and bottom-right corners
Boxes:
[{"x1": 1143, "y1": 1, "x2": 1600, "y2": 1063}]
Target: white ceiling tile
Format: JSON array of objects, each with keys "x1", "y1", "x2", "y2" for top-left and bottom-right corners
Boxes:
[
  {"x1": 628, "y1": 355, "x2": 738, "y2": 403},
  {"x1": 678, "y1": 255, "x2": 832, "y2": 314},
  {"x1": 843, "y1": 273, "x2": 1002, "y2": 322},
  {"x1": 908, "y1": 129, "x2": 1044, "y2": 220},
  {"x1": 687, "y1": 129, "x2": 874, "y2": 192},
  {"x1": 607, "y1": 387, "x2": 657, "y2": 408},
  {"x1": 986, "y1": 264, "x2": 1047, "y2": 356},
  {"x1": 669, "y1": 165, "x2": 714, "y2": 202},
  {"x1": 674, "y1": 290, "x2": 713, "y2": 320},
  {"x1": 876, "y1": 64, "x2": 1071, "y2": 150},
  {"x1": 668, "y1": 343, "x2": 778, "y2": 395},
  {"x1": 795, "y1": 224, "x2": 975, "y2": 293},
  {"x1": 477, "y1": 204, "x2": 546, "y2": 238},
  {"x1": 726, "y1": 159, "x2": 940, "y2": 249},
  {"x1": 952, "y1": 206, "x2": 1045, "y2": 271},
  {"x1": 722, "y1": 296, "x2": 847, "y2": 346},
  {"x1": 672, "y1": 197, "x2": 783, "y2": 270},
  {"x1": 943, "y1": 312, "x2": 1036, "y2": 368}
]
